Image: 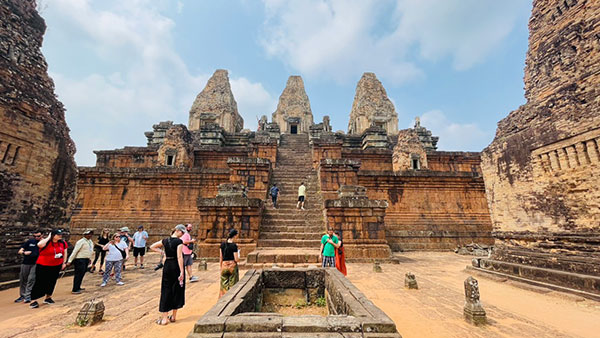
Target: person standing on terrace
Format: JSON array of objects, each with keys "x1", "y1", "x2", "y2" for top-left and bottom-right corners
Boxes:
[{"x1": 219, "y1": 229, "x2": 239, "y2": 298}]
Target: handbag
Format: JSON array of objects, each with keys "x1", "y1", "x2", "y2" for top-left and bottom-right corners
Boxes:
[{"x1": 115, "y1": 244, "x2": 126, "y2": 259}]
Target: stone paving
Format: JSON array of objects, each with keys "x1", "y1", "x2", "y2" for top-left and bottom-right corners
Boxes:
[{"x1": 0, "y1": 252, "x2": 598, "y2": 337}]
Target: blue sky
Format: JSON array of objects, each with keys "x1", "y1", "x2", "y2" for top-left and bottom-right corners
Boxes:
[{"x1": 38, "y1": 0, "x2": 532, "y2": 166}]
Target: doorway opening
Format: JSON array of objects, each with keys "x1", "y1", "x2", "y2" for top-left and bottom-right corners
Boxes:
[{"x1": 290, "y1": 124, "x2": 298, "y2": 134}]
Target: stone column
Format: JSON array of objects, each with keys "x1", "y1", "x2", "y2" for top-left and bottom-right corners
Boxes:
[
  {"x1": 557, "y1": 148, "x2": 570, "y2": 169},
  {"x1": 587, "y1": 139, "x2": 600, "y2": 164},
  {"x1": 463, "y1": 276, "x2": 486, "y2": 325},
  {"x1": 565, "y1": 145, "x2": 579, "y2": 168},
  {"x1": 540, "y1": 153, "x2": 552, "y2": 173},
  {"x1": 575, "y1": 142, "x2": 589, "y2": 166},
  {"x1": 548, "y1": 150, "x2": 561, "y2": 171}
]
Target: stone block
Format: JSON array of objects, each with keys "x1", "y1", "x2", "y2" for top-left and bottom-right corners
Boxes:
[
  {"x1": 75, "y1": 299, "x2": 104, "y2": 326},
  {"x1": 194, "y1": 316, "x2": 227, "y2": 333},
  {"x1": 404, "y1": 273, "x2": 418, "y2": 290},
  {"x1": 463, "y1": 276, "x2": 486, "y2": 325},
  {"x1": 283, "y1": 315, "x2": 329, "y2": 332},
  {"x1": 225, "y1": 315, "x2": 283, "y2": 332}
]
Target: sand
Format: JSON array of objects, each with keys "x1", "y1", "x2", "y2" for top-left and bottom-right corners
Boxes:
[{"x1": 0, "y1": 252, "x2": 598, "y2": 337}]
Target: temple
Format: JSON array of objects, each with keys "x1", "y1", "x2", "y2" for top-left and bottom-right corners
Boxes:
[{"x1": 70, "y1": 69, "x2": 493, "y2": 264}]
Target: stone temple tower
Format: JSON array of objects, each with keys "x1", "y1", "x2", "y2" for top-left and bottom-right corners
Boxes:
[
  {"x1": 188, "y1": 69, "x2": 244, "y2": 133},
  {"x1": 348, "y1": 72, "x2": 398, "y2": 135},
  {"x1": 272, "y1": 75, "x2": 314, "y2": 134}
]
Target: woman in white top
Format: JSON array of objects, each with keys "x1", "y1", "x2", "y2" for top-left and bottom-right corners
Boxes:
[{"x1": 101, "y1": 233, "x2": 129, "y2": 286}]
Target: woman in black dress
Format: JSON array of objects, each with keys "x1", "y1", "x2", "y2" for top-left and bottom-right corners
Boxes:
[{"x1": 150, "y1": 224, "x2": 186, "y2": 325}]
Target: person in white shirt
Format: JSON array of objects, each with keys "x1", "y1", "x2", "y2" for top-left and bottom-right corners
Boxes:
[
  {"x1": 101, "y1": 233, "x2": 129, "y2": 287},
  {"x1": 297, "y1": 182, "x2": 306, "y2": 210},
  {"x1": 132, "y1": 225, "x2": 149, "y2": 269},
  {"x1": 66, "y1": 229, "x2": 94, "y2": 294}
]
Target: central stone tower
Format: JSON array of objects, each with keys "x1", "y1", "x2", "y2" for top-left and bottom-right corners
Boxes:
[
  {"x1": 348, "y1": 72, "x2": 398, "y2": 135},
  {"x1": 271, "y1": 75, "x2": 314, "y2": 134}
]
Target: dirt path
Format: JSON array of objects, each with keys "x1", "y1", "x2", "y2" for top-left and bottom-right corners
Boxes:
[{"x1": 0, "y1": 252, "x2": 598, "y2": 337}]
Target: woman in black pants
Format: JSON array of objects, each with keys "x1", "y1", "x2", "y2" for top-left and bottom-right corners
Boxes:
[
  {"x1": 92, "y1": 228, "x2": 110, "y2": 273},
  {"x1": 29, "y1": 230, "x2": 67, "y2": 308},
  {"x1": 150, "y1": 224, "x2": 186, "y2": 325}
]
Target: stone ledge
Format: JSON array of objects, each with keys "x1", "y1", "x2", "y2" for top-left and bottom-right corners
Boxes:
[{"x1": 472, "y1": 258, "x2": 600, "y2": 298}]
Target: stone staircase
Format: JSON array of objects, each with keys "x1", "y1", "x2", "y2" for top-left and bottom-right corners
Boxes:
[{"x1": 246, "y1": 134, "x2": 325, "y2": 266}]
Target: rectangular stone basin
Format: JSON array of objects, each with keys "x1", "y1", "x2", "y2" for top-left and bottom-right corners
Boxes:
[{"x1": 189, "y1": 268, "x2": 401, "y2": 337}]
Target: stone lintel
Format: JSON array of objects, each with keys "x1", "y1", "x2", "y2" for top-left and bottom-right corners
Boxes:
[{"x1": 325, "y1": 199, "x2": 388, "y2": 209}]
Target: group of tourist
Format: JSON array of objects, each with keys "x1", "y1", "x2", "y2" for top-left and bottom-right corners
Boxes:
[{"x1": 13, "y1": 218, "x2": 344, "y2": 324}]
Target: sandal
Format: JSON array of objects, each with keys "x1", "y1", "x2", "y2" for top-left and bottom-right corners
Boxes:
[
  {"x1": 168, "y1": 315, "x2": 176, "y2": 323},
  {"x1": 155, "y1": 318, "x2": 168, "y2": 325}
]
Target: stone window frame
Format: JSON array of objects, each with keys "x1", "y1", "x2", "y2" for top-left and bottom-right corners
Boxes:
[
  {"x1": 165, "y1": 149, "x2": 177, "y2": 166},
  {"x1": 411, "y1": 153, "x2": 421, "y2": 170}
]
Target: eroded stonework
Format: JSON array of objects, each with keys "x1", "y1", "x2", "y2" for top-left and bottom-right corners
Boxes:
[
  {"x1": 271, "y1": 75, "x2": 314, "y2": 134},
  {"x1": 188, "y1": 69, "x2": 243, "y2": 133},
  {"x1": 0, "y1": 0, "x2": 77, "y2": 281},
  {"x1": 348, "y1": 72, "x2": 399, "y2": 136},
  {"x1": 480, "y1": 0, "x2": 600, "y2": 295}
]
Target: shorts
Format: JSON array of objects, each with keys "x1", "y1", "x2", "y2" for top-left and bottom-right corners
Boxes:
[
  {"x1": 183, "y1": 254, "x2": 193, "y2": 266},
  {"x1": 298, "y1": 196, "x2": 305, "y2": 202},
  {"x1": 133, "y1": 247, "x2": 146, "y2": 257}
]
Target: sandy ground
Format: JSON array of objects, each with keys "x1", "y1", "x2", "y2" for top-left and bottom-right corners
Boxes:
[{"x1": 0, "y1": 252, "x2": 598, "y2": 338}]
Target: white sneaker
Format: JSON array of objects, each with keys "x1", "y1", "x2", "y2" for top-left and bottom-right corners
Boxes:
[
  {"x1": 301, "y1": 207, "x2": 305, "y2": 210},
  {"x1": 116, "y1": 281, "x2": 125, "y2": 286},
  {"x1": 190, "y1": 276, "x2": 199, "y2": 282},
  {"x1": 100, "y1": 283, "x2": 106, "y2": 287}
]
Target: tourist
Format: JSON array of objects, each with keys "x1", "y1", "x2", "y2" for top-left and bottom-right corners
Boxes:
[
  {"x1": 219, "y1": 229, "x2": 239, "y2": 298},
  {"x1": 296, "y1": 182, "x2": 306, "y2": 210},
  {"x1": 334, "y1": 230, "x2": 347, "y2": 276},
  {"x1": 150, "y1": 224, "x2": 186, "y2": 325},
  {"x1": 101, "y1": 232, "x2": 128, "y2": 287},
  {"x1": 29, "y1": 229, "x2": 67, "y2": 309},
  {"x1": 66, "y1": 229, "x2": 94, "y2": 294},
  {"x1": 269, "y1": 183, "x2": 279, "y2": 208},
  {"x1": 119, "y1": 227, "x2": 132, "y2": 270},
  {"x1": 132, "y1": 225, "x2": 149, "y2": 269},
  {"x1": 15, "y1": 230, "x2": 41, "y2": 303},
  {"x1": 182, "y1": 223, "x2": 199, "y2": 282},
  {"x1": 319, "y1": 228, "x2": 339, "y2": 268},
  {"x1": 92, "y1": 228, "x2": 110, "y2": 273}
]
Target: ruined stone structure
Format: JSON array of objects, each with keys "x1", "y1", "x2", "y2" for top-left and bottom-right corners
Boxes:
[
  {"x1": 189, "y1": 69, "x2": 243, "y2": 133},
  {"x1": 0, "y1": 0, "x2": 77, "y2": 282},
  {"x1": 71, "y1": 69, "x2": 492, "y2": 264},
  {"x1": 477, "y1": 0, "x2": 600, "y2": 297},
  {"x1": 271, "y1": 76, "x2": 314, "y2": 134},
  {"x1": 348, "y1": 72, "x2": 399, "y2": 136}
]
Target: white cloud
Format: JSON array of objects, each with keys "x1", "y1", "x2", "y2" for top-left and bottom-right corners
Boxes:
[
  {"x1": 260, "y1": 0, "x2": 528, "y2": 82},
  {"x1": 230, "y1": 77, "x2": 278, "y2": 130},
  {"x1": 416, "y1": 110, "x2": 491, "y2": 151},
  {"x1": 42, "y1": 0, "x2": 274, "y2": 166}
]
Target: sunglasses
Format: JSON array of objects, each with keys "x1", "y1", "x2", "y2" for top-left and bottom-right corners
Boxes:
[{"x1": 34, "y1": 234, "x2": 42, "y2": 237}]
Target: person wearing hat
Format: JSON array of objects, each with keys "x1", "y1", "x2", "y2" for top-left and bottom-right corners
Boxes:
[
  {"x1": 219, "y1": 228, "x2": 239, "y2": 298},
  {"x1": 119, "y1": 227, "x2": 133, "y2": 270},
  {"x1": 150, "y1": 224, "x2": 187, "y2": 325},
  {"x1": 29, "y1": 229, "x2": 68, "y2": 309},
  {"x1": 67, "y1": 229, "x2": 94, "y2": 294}
]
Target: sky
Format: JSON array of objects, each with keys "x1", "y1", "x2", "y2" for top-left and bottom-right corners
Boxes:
[{"x1": 37, "y1": 0, "x2": 532, "y2": 166}]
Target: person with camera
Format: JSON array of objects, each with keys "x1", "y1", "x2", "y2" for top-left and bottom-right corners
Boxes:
[
  {"x1": 334, "y1": 230, "x2": 347, "y2": 276},
  {"x1": 29, "y1": 229, "x2": 68, "y2": 309},
  {"x1": 150, "y1": 224, "x2": 186, "y2": 325},
  {"x1": 101, "y1": 232, "x2": 128, "y2": 287},
  {"x1": 219, "y1": 229, "x2": 239, "y2": 298},
  {"x1": 181, "y1": 223, "x2": 199, "y2": 283},
  {"x1": 319, "y1": 228, "x2": 339, "y2": 268},
  {"x1": 66, "y1": 229, "x2": 94, "y2": 294},
  {"x1": 15, "y1": 230, "x2": 41, "y2": 303}
]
